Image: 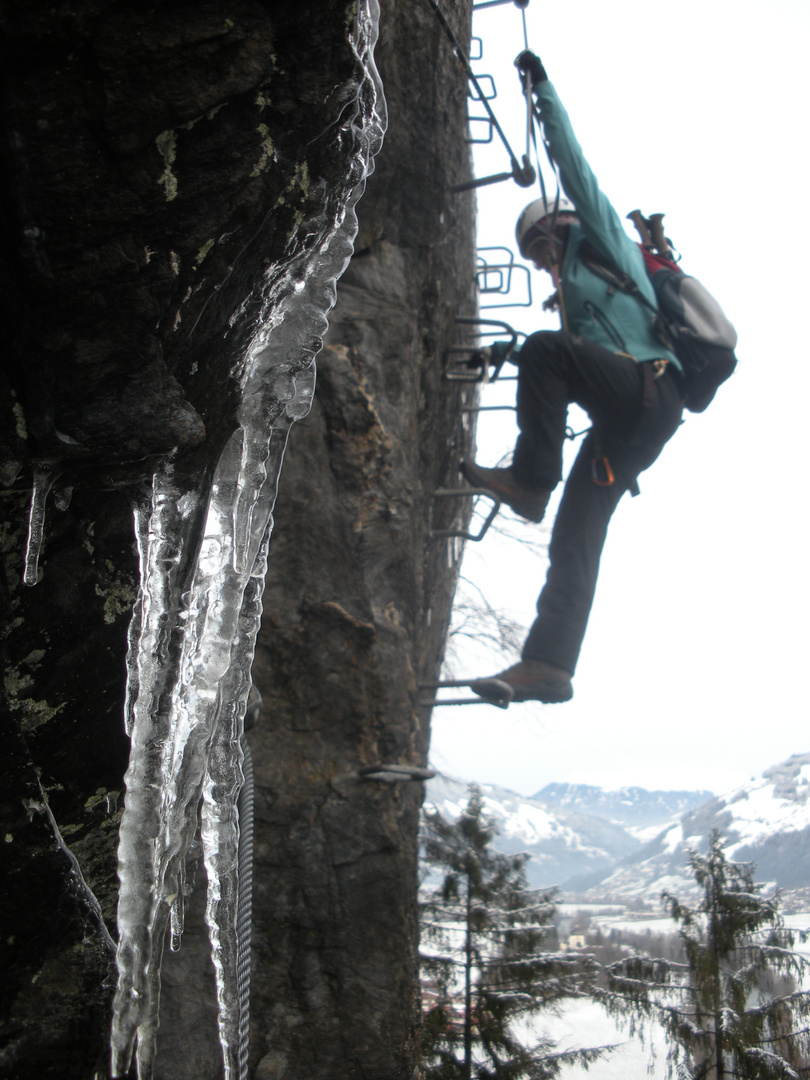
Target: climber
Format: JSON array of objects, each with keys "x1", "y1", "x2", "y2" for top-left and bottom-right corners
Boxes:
[{"x1": 463, "y1": 50, "x2": 685, "y2": 706}]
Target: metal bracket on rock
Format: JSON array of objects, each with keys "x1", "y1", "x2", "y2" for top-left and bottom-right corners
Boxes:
[
  {"x1": 444, "y1": 316, "x2": 520, "y2": 383},
  {"x1": 358, "y1": 764, "x2": 436, "y2": 783},
  {"x1": 430, "y1": 487, "x2": 500, "y2": 541},
  {"x1": 418, "y1": 678, "x2": 514, "y2": 709}
]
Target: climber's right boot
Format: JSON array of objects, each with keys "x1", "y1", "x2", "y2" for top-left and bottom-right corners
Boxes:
[
  {"x1": 470, "y1": 659, "x2": 573, "y2": 705},
  {"x1": 461, "y1": 462, "x2": 550, "y2": 524}
]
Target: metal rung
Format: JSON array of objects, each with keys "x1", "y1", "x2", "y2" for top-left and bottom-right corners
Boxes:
[
  {"x1": 431, "y1": 488, "x2": 499, "y2": 541},
  {"x1": 418, "y1": 678, "x2": 514, "y2": 710},
  {"x1": 460, "y1": 404, "x2": 516, "y2": 415},
  {"x1": 443, "y1": 365, "x2": 516, "y2": 383},
  {"x1": 468, "y1": 74, "x2": 496, "y2": 101},
  {"x1": 444, "y1": 317, "x2": 522, "y2": 383},
  {"x1": 419, "y1": 697, "x2": 509, "y2": 709},
  {"x1": 358, "y1": 764, "x2": 436, "y2": 783},
  {"x1": 456, "y1": 316, "x2": 520, "y2": 336},
  {"x1": 466, "y1": 116, "x2": 494, "y2": 145},
  {"x1": 445, "y1": 362, "x2": 486, "y2": 383}
]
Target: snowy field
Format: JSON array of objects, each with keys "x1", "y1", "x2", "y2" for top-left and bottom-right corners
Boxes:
[
  {"x1": 539, "y1": 998, "x2": 668, "y2": 1078},
  {"x1": 537, "y1": 912, "x2": 810, "y2": 1075}
]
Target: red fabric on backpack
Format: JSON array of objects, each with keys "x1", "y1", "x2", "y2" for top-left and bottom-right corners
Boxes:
[{"x1": 638, "y1": 244, "x2": 682, "y2": 276}]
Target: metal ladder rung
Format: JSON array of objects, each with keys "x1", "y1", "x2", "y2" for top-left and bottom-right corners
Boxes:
[
  {"x1": 430, "y1": 488, "x2": 500, "y2": 541},
  {"x1": 444, "y1": 361, "x2": 487, "y2": 383},
  {"x1": 418, "y1": 678, "x2": 514, "y2": 710},
  {"x1": 418, "y1": 696, "x2": 510, "y2": 709},
  {"x1": 358, "y1": 764, "x2": 436, "y2": 783}
]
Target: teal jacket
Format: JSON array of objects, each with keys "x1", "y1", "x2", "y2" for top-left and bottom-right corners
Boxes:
[{"x1": 529, "y1": 81, "x2": 679, "y2": 368}]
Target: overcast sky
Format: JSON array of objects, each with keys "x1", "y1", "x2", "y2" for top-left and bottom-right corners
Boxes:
[{"x1": 427, "y1": 0, "x2": 810, "y2": 798}]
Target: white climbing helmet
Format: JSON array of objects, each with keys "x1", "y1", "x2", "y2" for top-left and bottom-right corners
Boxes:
[{"x1": 515, "y1": 195, "x2": 578, "y2": 258}]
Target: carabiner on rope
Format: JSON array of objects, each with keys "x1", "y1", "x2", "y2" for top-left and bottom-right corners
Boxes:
[{"x1": 591, "y1": 453, "x2": 615, "y2": 487}]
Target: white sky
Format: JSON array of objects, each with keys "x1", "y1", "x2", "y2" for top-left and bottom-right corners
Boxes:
[{"x1": 427, "y1": 0, "x2": 810, "y2": 798}]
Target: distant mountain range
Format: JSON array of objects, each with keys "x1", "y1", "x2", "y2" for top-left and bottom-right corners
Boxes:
[
  {"x1": 592, "y1": 753, "x2": 810, "y2": 901},
  {"x1": 534, "y1": 782, "x2": 713, "y2": 835},
  {"x1": 425, "y1": 753, "x2": 810, "y2": 901},
  {"x1": 424, "y1": 773, "x2": 706, "y2": 889}
]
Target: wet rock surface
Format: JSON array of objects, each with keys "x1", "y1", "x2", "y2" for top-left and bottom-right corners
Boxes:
[{"x1": 0, "y1": 2, "x2": 475, "y2": 1077}]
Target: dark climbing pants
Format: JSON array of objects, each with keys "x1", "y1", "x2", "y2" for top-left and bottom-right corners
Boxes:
[{"x1": 511, "y1": 330, "x2": 684, "y2": 675}]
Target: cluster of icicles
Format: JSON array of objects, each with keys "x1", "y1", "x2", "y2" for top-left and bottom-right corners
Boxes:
[{"x1": 22, "y1": 4, "x2": 385, "y2": 1078}]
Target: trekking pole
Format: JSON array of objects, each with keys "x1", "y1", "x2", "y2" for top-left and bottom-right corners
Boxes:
[
  {"x1": 627, "y1": 210, "x2": 654, "y2": 249},
  {"x1": 648, "y1": 214, "x2": 673, "y2": 259}
]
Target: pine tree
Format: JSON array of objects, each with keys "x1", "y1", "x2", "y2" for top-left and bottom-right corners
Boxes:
[
  {"x1": 602, "y1": 832, "x2": 810, "y2": 1079},
  {"x1": 420, "y1": 787, "x2": 608, "y2": 1079}
]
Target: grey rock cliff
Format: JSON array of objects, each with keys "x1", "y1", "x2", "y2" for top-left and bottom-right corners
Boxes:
[{"x1": 0, "y1": 2, "x2": 475, "y2": 1077}]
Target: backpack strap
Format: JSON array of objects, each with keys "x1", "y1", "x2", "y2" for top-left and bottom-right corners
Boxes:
[
  {"x1": 578, "y1": 239, "x2": 657, "y2": 314},
  {"x1": 579, "y1": 238, "x2": 679, "y2": 356}
]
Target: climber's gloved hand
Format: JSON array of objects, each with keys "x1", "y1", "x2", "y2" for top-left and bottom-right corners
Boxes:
[
  {"x1": 515, "y1": 50, "x2": 548, "y2": 87},
  {"x1": 488, "y1": 340, "x2": 515, "y2": 367},
  {"x1": 469, "y1": 341, "x2": 517, "y2": 376},
  {"x1": 475, "y1": 340, "x2": 516, "y2": 373}
]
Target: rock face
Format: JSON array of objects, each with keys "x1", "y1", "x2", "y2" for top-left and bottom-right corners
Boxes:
[
  {"x1": 238, "y1": 7, "x2": 477, "y2": 1077},
  {"x1": 1, "y1": 2, "x2": 475, "y2": 1078}
]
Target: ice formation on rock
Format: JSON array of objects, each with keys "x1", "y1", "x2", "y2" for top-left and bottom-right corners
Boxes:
[{"x1": 104, "y1": 3, "x2": 386, "y2": 1077}]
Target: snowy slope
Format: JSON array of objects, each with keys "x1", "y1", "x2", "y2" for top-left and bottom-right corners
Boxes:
[
  {"x1": 535, "y1": 782, "x2": 713, "y2": 836},
  {"x1": 587, "y1": 753, "x2": 810, "y2": 899},
  {"x1": 426, "y1": 755, "x2": 810, "y2": 901},
  {"x1": 425, "y1": 774, "x2": 643, "y2": 888}
]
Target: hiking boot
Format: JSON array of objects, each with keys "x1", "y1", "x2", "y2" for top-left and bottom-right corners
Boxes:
[
  {"x1": 470, "y1": 660, "x2": 573, "y2": 705},
  {"x1": 461, "y1": 462, "x2": 550, "y2": 524}
]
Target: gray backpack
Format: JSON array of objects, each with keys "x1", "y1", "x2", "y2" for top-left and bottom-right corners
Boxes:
[{"x1": 580, "y1": 240, "x2": 738, "y2": 413}]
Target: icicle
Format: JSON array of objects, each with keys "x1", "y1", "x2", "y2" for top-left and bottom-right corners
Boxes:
[
  {"x1": 123, "y1": 491, "x2": 152, "y2": 739},
  {"x1": 133, "y1": 900, "x2": 170, "y2": 1080},
  {"x1": 111, "y1": 475, "x2": 208, "y2": 1077},
  {"x1": 110, "y1": 1, "x2": 385, "y2": 1075},
  {"x1": 23, "y1": 462, "x2": 58, "y2": 586},
  {"x1": 169, "y1": 860, "x2": 186, "y2": 953},
  {"x1": 201, "y1": 547, "x2": 268, "y2": 1078}
]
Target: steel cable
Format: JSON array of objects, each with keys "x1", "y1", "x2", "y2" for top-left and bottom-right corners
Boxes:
[{"x1": 236, "y1": 736, "x2": 255, "y2": 1080}]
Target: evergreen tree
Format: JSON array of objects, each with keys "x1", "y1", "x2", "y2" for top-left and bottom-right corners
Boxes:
[
  {"x1": 420, "y1": 787, "x2": 608, "y2": 1079},
  {"x1": 602, "y1": 832, "x2": 810, "y2": 1079}
]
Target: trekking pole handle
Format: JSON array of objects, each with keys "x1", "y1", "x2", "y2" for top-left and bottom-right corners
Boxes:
[
  {"x1": 648, "y1": 213, "x2": 673, "y2": 259},
  {"x1": 627, "y1": 209, "x2": 653, "y2": 248}
]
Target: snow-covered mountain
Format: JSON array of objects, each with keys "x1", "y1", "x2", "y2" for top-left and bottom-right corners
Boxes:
[
  {"x1": 424, "y1": 774, "x2": 643, "y2": 888},
  {"x1": 426, "y1": 754, "x2": 810, "y2": 901},
  {"x1": 535, "y1": 782, "x2": 713, "y2": 837},
  {"x1": 583, "y1": 753, "x2": 810, "y2": 901}
]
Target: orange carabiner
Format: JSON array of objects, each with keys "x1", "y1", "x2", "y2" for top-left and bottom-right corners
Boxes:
[{"x1": 591, "y1": 453, "x2": 615, "y2": 487}]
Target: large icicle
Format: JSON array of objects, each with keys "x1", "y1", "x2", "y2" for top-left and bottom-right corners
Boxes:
[
  {"x1": 23, "y1": 462, "x2": 58, "y2": 586},
  {"x1": 110, "y1": 3, "x2": 386, "y2": 1077}
]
